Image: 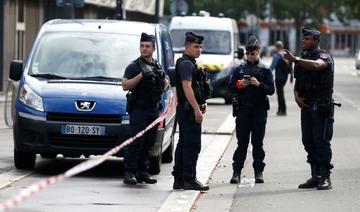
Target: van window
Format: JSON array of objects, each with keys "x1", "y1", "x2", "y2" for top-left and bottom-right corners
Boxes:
[
  {"x1": 29, "y1": 32, "x2": 142, "y2": 80},
  {"x1": 170, "y1": 30, "x2": 231, "y2": 55}
]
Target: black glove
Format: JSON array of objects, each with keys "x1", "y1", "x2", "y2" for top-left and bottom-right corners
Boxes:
[{"x1": 142, "y1": 68, "x2": 154, "y2": 80}]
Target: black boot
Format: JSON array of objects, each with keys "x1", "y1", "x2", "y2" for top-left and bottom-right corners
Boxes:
[
  {"x1": 255, "y1": 172, "x2": 264, "y2": 183},
  {"x1": 124, "y1": 172, "x2": 137, "y2": 185},
  {"x1": 183, "y1": 177, "x2": 209, "y2": 191},
  {"x1": 317, "y1": 167, "x2": 332, "y2": 190},
  {"x1": 173, "y1": 176, "x2": 184, "y2": 190},
  {"x1": 230, "y1": 171, "x2": 241, "y2": 184},
  {"x1": 136, "y1": 172, "x2": 157, "y2": 184},
  {"x1": 298, "y1": 165, "x2": 320, "y2": 189}
]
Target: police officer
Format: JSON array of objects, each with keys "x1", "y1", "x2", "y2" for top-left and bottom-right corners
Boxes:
[
  {"x1": 270, "y1": 41, "x2": 293, "y2": 116},
  {"x1": 122, "y1": 33, "x2": 167, "y2": 185},
  {"x1": 229, "y1": 35, "x2": 275, "y2": 184},
  {"x1": 284, "y1": 28, "x2": 334, "y2": 190},
  {"x1": 172, "y1": 32, "x2": 210, "y2": 191}
]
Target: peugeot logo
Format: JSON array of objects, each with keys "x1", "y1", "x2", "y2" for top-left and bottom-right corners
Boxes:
[{"x1": 75, "y1": 101, "x2": 96, "y2": 111}]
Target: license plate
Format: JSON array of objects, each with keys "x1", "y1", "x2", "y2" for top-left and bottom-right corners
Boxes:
[{"x1": 61, "y1": 125, "x2": 105, "y2": 136}]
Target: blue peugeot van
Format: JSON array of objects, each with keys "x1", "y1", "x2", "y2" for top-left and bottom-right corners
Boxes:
[{"x1": 9, "y1": 19, "x2": 177, "y2": 174}]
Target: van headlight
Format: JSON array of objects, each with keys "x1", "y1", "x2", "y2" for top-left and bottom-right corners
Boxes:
[{"x1": 19, "y1": 84, "x2": 44, "y2": 111}]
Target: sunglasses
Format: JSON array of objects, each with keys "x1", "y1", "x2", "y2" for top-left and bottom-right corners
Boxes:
[{"x1": 245, "y1": 52, "x2": 257, "y2": 56}]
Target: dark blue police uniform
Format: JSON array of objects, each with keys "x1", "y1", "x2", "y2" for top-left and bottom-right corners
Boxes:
[
  {"x1": 229, "y1": 35, "x2": 274, "y2": 184},
  {"x1": 294, "y1": 29, "x2": 334, "y2": 189},
  {"x1": 172, "y1": 32, "x2": 210, "y2": 191},
  {"x1": 229, "y1": 61, "x2": 274, "y2": 176},
  {"x1": 122, "y1": 33, "x2": 165, "y2": 185}
]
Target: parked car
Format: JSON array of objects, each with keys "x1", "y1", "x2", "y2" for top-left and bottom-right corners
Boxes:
[
  {"x1": 9, "y1": 19, "x2": 177, "y2": 174},
  {"x1": 356, "y1": 49, "x2": 360, "y2": 70},
  {"x1": 169, "y1": 14, "x2": 243, "y2": 104}
]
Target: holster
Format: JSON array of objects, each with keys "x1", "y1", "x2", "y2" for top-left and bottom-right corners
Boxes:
[
  {"x1": 126, "y1": 92, "x2": 135, "y2": 113},
  {"x1": 317, "y1": 100, "x2": 332, "y2": 118},
  {"x1": 232, "y1": 96, "x2": 239, "y2": 117}
]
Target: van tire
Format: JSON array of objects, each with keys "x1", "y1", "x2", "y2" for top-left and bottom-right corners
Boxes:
[{"x1": 14, "y1": 149, "x2": 36, "y2": 170}]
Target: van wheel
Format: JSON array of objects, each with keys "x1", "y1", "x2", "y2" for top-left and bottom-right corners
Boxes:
[
  {"x1": 149, "y1": 145, "x2": 162, "y2": 175},
  {"x1": 162, "y1": 119, "x2": 177, "y2": 163},
  {"x1": 14, "y1": 149, "x2": 36, "y2": 169},
  {"x1": 40, "y1": 153, "x2": 57, "y2": 159}
]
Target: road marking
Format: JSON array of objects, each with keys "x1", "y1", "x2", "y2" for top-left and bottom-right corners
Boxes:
[
  {"x1": 216, "y1": 115, "x2": 235, "y2": 135},
  {"x1": 0, "y1": 169, "x2": 34, "y2": 190},
  {"x1": 238, "y1": 178, "x2": 255, "y2": 188},
  {"x1": 158, "y1": 114, "x2": 235, "y2": 212}
]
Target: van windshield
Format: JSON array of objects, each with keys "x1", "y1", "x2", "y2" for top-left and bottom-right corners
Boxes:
[
  {"x1": 170, "y1": 30, "x2": 231, "y2": 54},
  {"x1": 28, "y1": 32, "x2": 144, "y2": 81}
]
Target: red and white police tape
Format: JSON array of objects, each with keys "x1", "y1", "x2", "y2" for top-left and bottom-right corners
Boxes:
[{"x1": 0, "y1": 114, "x2": 166, "y2": 211}]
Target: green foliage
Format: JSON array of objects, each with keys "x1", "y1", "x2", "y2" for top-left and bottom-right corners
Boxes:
[{"x1": 164, "y1": 0, "x2": 360, "y2": 23}]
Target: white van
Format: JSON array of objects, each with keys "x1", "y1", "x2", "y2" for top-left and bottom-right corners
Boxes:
[{"x1": 169, "y1": 14, "x2": 243, "y2": 104}]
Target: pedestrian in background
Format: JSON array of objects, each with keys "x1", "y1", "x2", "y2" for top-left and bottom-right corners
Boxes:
[
  {"x1": 270, "y1": 41, "x2": 293, "y2": 116},
  {"x1": 122, "y1": 33, "x2": 167, "y2": 185},
  {"x1": 229, "y1": 35, "x2": 275, "y2": 184},
  {"x1": 172, "y1": 32, "x2": 210, "y2": 191},
  {"x1": 284, "y1": 27, "x2": 335, "y2": 190}
]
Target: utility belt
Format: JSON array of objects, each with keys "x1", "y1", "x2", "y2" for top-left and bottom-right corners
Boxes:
[
  {"x1": 178, "y1": 101, "x2": 206, "y2": 121},
  {"x1": 126, "y1": 92, "x2": 160, "y2": 112},
  {"x1": 178, "y1": 101, "x2": 206, "y2": 112},
  {"x1": 232, "y1": 97, "x2": 269, "y2": 117},
  {"x1": 306, "y1": 99, "x2": 333, "y2": 118}
]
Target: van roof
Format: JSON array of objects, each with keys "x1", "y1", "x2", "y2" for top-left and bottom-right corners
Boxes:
[
  {"x1": 170, "y1": 16, "x2": 236, "y2": 31},
  {"x1": 40, "y1": 19, "x2": 157, "y2": 35}
]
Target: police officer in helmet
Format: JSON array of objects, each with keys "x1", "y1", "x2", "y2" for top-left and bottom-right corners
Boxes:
[
  {"x1": 284, "y1": 27, "x2": 335, "y2": 190},
  {"x1": 172, "y1": 32, "x2": 210, "y2": 191},
  {"x1": 229, "y1": 35, "x2": 274, "y2": 184},
  {"x1": 122, "y1": 32, "x2": 167, "y2": 185}
]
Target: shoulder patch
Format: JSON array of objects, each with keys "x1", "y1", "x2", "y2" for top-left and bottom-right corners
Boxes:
[{"x1": 319, "y1": 53, "x2": 328, "y2": 59}]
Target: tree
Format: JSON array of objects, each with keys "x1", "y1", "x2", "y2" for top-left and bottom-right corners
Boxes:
[{"x1": 271, "y1": 0, "x2": 338, "y2": 53}]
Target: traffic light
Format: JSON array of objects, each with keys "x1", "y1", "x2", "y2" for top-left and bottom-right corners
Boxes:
[{"x1": 56, "y1": 0, "x2": 84, "y2": 8}]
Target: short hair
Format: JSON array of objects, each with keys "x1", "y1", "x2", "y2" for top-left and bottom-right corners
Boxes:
[{"x1": 275, "y1": 41, "x2": 283, "y2": 48}]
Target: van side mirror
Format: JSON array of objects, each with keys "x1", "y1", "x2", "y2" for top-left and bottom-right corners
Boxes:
[
  {"x1": 167, "y1": 66, "x2": 176, "y2": 87},
  {"x1": 237, "y1": 47, "x2": 244, "y2": 59},
  {"x1": 9, "y1": 60, "x2": 23, "y2": 81}
]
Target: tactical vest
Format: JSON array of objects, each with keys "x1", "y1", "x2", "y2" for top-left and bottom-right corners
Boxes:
[
  {"x1": 175, "y1": 56, "x2": 211, "y2": 105},
  {"x1": 131, "y1": 57, "x2": 165, "y2": 108},
  {"x1": 296, "y1": 50, "x2": 334, "y2": 103}
]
